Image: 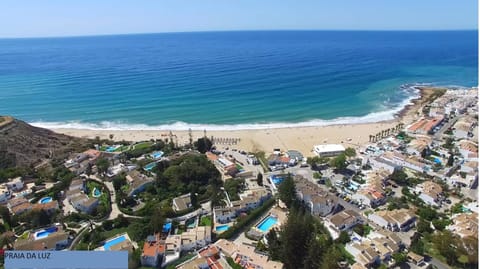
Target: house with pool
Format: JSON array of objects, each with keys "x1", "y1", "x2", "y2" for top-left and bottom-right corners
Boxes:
[
  {"x1": 214, "y1": 188, "x2": 272, "y2": 234},
  {"x1": 7, "y1": 196, "x2": 58, "y2": 216},
  {"x1": 96, "y1": 233, "x2": 134, "y2": 252},
  {"x1": 253, "y1": 208, "x2": 286, "y2": 235},
  {"x1": 126, "y1": 170, "x2": 154, "y2": 197},
  {"x1": 14, "y1": 225, "x2": 71, "y2": 251}
]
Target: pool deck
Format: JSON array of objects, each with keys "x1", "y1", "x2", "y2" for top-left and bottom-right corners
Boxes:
[{"x1": 253, "y1": 207, "x2": 287, "y2": 233}]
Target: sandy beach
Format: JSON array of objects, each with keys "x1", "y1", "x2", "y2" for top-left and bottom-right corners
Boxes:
[{"x1": 51, "y1": 87, "x2": 438, "y2": 156}]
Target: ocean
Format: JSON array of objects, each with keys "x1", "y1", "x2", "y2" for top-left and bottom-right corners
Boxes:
[{"x1": 0, "y1": 30, "x2": 477, "y2": 130}]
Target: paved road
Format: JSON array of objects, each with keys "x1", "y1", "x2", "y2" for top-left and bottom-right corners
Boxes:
[
  {"x1": 433, "y1": 116, "x2": 459, "y2": 140},
  {"x1": 428, "y1": 257, "x2": 451, "y2": 269},
  {"x1": 90, "y1": 175, "x2": 121, "y2": 219}
]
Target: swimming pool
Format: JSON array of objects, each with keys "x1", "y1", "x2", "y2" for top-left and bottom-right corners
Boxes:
[
  {"x1": 105, "y1": 146, "x2": 118, "y2": 152},
  {"x1": 34, "y1": 227, "x2": 58, "y2": 240},
  {"x1": 270, "y1": 175, "x2": 284, "y2": 185},
  {"x1": 151, "y1": 151, "x2": 164, "y2": 159},
  {"x1": 39, "y1": 197, "x2": 52, "y2": 204},
  {"x1": 434, "y1": 157, "x2": 442, "y2": 164},
  {"x1": 256, "y1": 216, "x2": 278, "y2": 232},
  {"x1": 215, "y1": 225, "x2": 230, "y2": 232},
  {"x1": 186, "y1": 218, "x2": 196, "y2": 229},
  {"x1": 144, "y1": 162, "x2": 157, "y2": 171},
  {"x1": 103, "y1": 235, "x2": 126, "y2": 250},
  {"x1": 92, "y1": 188, "x2": 101, "y2": 197}
]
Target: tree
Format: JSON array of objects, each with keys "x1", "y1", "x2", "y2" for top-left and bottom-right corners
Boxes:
[
  {"x1": 278, "y1": 175, "x2": 296, "y2": 208},
  {"x1": 417, "y1": 207, "x2": 437, "y2": 221},
  {"x1": 266, "y1": 229, "x2": 282, "y2": 261},
  {"x1": 190, "y1": 191, "x2": 198, "y2": 208},
  {"x1": 392, "y1": 252, "x2": 407, "y2": 265},
  {"x1": 194, "y1": 137, "x2": 212, "y2": 154},
  {"x1": 109, "y1": 134, "x2": 114, "y2": 140},
  {"x1": 313, "y1": 172, "x2": 323, "y2": 179},
  {"x1": 112, "y1": 174, "x2": 126, "y2": 191},
  {"x1": 303, "y1": 237, "x2": 324, "y2": 269},
  {"x1": 150, "y1": 207, "x2": 165, "y2": 234},
  {"x1": 416, "y1": 219, "x2": 433, "y2": 234},
  {"x1": 443, "y1": 137, "x2": 455, "y2": 150},
  {"x1": 431, "y1": 230, "x2": 458, "y2": 265},
  {"x1": 447, "y1": 154, "x2": 454, "y2": 167},
  {"x1": 344, "y1": 147, "x2": 356, "y2": 158},
  {"x1": 306, "y1": 156, "x2": 329, "y2": 170},
  {"x1": 330, "y1": 154, "x2": 347, "y2": 170},
  {"x1": 96, "y1": 158, "x2": 110, "y2": 177},
  {"x1": 410, "y1": 232, "x2": 425, "y2": 255},
  {"x1": 85, "y1": 163, "x2": 92, "y2": 177},
  {"x1": 389, "y1": 169, "x2": 408, "y2": 186},
  {"x1": 257, "y1": 173, "x2": 263, "y2": 186},
  {"x1": 319, "y1": 246, "x2": 343, "y2": 269},
  {"x1": 335, "y1": 231, "x2": 350, "y2": 244}
]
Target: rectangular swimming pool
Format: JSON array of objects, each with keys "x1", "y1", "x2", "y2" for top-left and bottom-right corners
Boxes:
[
  {"x1": 215, "y1": 225, "x2": 230, "y2": 232},
  {"x1": 270, "y1": 175, "x2": 284, "y2": 185},
  {"x1": 144, "y1": 162, "x2": 157, "y2": 171},
  {"x1": 256, "y1": 216, "x2": 278, "y2": 232},
  {"x1": 103, "y1": 235, "x2": 126, "y2": 250}
]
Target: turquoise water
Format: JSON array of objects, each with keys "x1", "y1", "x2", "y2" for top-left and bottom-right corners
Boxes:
[
  {"x1": 103, "y1": 235, "x2": 126, "y2": 250},
  {"x1": 144, "y1": 162, "x2": 156, "y2": 171},
  {"x1": 105, "y1": 146, "x2": 117, "y2": 152},
  {"x1": 0, "y1": 31, "x2": 476, "y2": 129},
  {"x1": 151, "y1": 151, "x2": 164, "y2": 159},
  {"x1": 93, "y1": 188, "x2": 101, "y2": 197},
  {"x1": 39, "y1": 197, "x2": 52, "y2": 204},
  {"x1": 35, "y1": 227, "x2": 58, "y2": 239},
  {"x1": 186, "y1": 218, "x2": 196, "y2": 229},
  {"x1": 270, "y1": 175, "x2": 284, "y2": 185},
  {"x1": 215, "y1": 225, "x2": 230, "y2": 232},
  {"x1": 256, "y1": 216, "x2": 278, "y2": 232}
]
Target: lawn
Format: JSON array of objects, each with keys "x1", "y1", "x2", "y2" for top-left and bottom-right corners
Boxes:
[
  {"x1": 133, "y1": 142, "x2": 153, "y2": 150},
  {"x1": 199, "y1": 216, "x2": 212, "y2": 227},
  {"x1": 86, "y1": 180, "x2": 110, "y2": 212},
  {"x1": 19, "y1": 231, "x2": 29, "y2": 240},
  {"x1": 114, "y1": 145, "x2": 129, "y2": 152},
  {"x1": 101, "y1": 227, "x2": 129, "y2": 240}
]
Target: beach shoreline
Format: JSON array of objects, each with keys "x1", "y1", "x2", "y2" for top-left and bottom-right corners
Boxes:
[{"x1": 47, "y1": 86, "x2": 443, "y2": 156}]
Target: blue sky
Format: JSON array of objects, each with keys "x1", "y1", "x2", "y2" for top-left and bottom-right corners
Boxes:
[{"x1": 1, "y1": 0, "x2": 477, "y2": 37}]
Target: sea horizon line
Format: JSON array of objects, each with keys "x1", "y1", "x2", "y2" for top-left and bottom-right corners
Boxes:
[{"x1": 0, "y1": 28, "x2": 477, "y2": 40}]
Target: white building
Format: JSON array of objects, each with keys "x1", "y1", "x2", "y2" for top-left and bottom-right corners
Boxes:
[
  {"x1": 368, "y1": 209, "x2": 416, "y2": 232},
  {"x1": 313, "y1": 144, "x2": 345, "y2": 157},
  {"x1": 5, "y1": 177, "x2": 23, "y2": 191},
  {"x1": 0, "y1": 186, "x2": 11, "y2": 204},
  {"x1": 180, "y1": 226, "x2": 211, "y2": 252},
  {"x1": 415, "y1": 181, "x2": 443, "y2": 207}
]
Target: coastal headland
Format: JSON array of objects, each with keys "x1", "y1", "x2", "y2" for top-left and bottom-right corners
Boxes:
[{"x1": 51, "y1": 87, "x2": 443, "y2": 156}]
